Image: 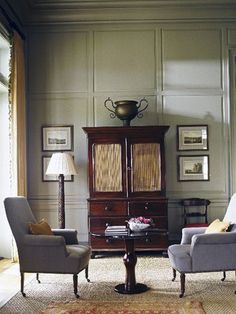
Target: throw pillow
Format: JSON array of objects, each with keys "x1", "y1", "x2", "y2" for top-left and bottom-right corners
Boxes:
[
  {"x1": 29, "y1": 219, "x2": 53, "y2": 235},
  {"x1": 205, "y1": 218, "x2": 230, "y2": 234}
]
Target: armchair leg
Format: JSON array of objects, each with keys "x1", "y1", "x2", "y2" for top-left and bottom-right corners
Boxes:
[
  {"x1": 172, "y1": 268, "x2": 176, "y2": 281},
  {"x1": 85, "y1": 265, "x2": 90, "y2": 282},
  {"x1": 179, "y1": 273, "x2": 185, "y2": 298},
  {"x1": 235, "y1": 271, "x2": 236, "y2": 294},
  {"x1": 20, "y1": 272, "x2": 26, "y2": 297},
  {"x1": 221, "y1": 271, "x2": 226, "y2": 281},
  {"x1": 36, "y1": 273, "x2": 41, "y2": 283},
  {"x1": 73, "y1": 274, "x2": 79, "y2": 298}
]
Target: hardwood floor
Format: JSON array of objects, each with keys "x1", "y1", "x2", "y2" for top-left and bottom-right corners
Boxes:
[
  {"x1": 0, "y1": 259, "x2": 32, "y2": 308},
  {"x1": 0, "y1": 259, "x2": 20, "y2": 308},
  {"x1": 0, "y1": 258, "x2": 12, "y2": 272}
]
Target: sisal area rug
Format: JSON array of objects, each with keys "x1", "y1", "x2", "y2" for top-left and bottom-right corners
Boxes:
[
  {"x1": 41, "y1": 299, "x2": 205, "y2": 314},
  {"x1": 0, "y1": 256, "x2": 236, "y2": 313}
]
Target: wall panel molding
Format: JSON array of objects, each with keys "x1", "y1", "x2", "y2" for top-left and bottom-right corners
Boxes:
[
  {"x1": 27, "y1": 20, "x2": 233, "y2": 240},
  {"x1": 93, "y1": 29, "x2": 156, "y2": 92},
  {"x1": 28, "y1": 30, "x2": 90, "y2": 94},
  {"x1": 162, "y1": 28, "x2": 222, "y2": 91}
]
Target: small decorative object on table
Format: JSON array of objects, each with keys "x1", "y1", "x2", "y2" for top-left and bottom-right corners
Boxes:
[
  {"x1": 128, "y1": 216, "x2": 153, "y2": 232},
  {"x1": 105, "y1": 225, "x2": 128, "y2": 235}
]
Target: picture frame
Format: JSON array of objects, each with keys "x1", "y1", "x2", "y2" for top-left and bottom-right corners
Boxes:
[
  {"x1": 177, "y1": 155, "x2": 209, "y2": 181},
  {"x1": 177, "y1": 125, "x2": 208, "y2": 151},
  {"x1": 42, "y1": 156, "x2": 73, "y2": 182},
  {"x1": 42, "y1": 125, "x2": 73, "y2": 152}
]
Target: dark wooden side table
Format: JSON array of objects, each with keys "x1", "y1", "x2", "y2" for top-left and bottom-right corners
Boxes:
[{"x1": 91, "y1": 228, "x2": 167, "y2": 294}]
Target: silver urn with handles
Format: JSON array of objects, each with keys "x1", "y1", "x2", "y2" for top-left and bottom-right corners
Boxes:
[{"x1": 104, "y1": 97, "x2": 149, "y2": 126}]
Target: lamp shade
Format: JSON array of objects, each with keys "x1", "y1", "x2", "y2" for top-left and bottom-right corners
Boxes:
[{"x1": 46, "y1": 152, "x2": 78, "y2": 176}]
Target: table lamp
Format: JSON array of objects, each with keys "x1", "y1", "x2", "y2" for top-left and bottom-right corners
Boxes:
[{"x1": 46, "y1": 152, "x2": 78, "y2": 228}]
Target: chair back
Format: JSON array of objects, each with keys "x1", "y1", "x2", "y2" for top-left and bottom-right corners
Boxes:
[
  {"x1": 4, "y1": 197, "x2": 36, "y2": 245},
  {"x1": 223, "y1": 193, "x2": 236, "y2": 229}
]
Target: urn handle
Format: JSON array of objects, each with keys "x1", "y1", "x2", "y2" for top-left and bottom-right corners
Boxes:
[
  {"x1": 137, "y1": 98, "x2": 149, "y2": 118},
  {"x1": 104, "y1": 97, "x2": 116, "y2": 119}
]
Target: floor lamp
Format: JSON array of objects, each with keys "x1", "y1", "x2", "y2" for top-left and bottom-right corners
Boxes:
[{"x1": 46, "y1": 152, "x2": 78, "y2": 229}]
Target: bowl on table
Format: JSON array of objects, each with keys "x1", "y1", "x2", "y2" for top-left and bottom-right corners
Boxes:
[{"x1": 128, "y1": 222, "x2": 150, "y2": 232}]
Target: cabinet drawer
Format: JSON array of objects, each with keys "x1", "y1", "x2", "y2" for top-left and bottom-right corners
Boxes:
[
  {"x1": 89, "y1": 201, "x2": 126, "y2": 216},
  {"x1": 90, "y1": 217, "x2": 127, "y2": 233},
  {"x1": 151, "y1": 217, "x2": 168, "y2": 229},
  {"x1": 90, "y1": 237, "x2": 124, "y2": 250},
  {"x1": 135, "y1": 234, "x2": 168, "y2": 249},
  {"x1": 129, "y1": 201, "x2": 167, "y2": 216}
]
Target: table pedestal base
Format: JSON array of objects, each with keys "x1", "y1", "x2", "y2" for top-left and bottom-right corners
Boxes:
[
  {"x1": 113, "y1": 238, "x2": 150, "y2": 294},
  {"x1": 114, "y1": 283, "x2": 149, "y2": 294}
]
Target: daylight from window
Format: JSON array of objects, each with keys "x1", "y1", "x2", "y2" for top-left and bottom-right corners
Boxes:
[{"x1": 0, "y1": 32, "x2": 11, "y2": 258}]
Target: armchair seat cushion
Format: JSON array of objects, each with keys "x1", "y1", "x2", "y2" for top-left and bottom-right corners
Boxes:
[
  {"x1": 66, "y1": 245, "x2": 91, "y2": 272},
  {"x1": 168, "y1": 244, "x2": 192, "y2": 273}
]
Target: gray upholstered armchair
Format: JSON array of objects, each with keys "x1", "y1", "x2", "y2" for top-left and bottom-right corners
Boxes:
[
  {"x1": 4, "y1": 196, "x2": 91, "y2": 298},
  {"x1": 168, "y1": 193, "x2": 236, "y2": 297}
]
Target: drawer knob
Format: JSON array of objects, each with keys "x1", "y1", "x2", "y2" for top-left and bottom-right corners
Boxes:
[
  {"x1": 106, "y1": 239, "x2": 112, "y2": 243},
  {"x1": 105, "y1": 222, "x2": 111, "y2": 227},
  {"x1": 105, "y1": 205, "x2": 111, "y2": 211}
]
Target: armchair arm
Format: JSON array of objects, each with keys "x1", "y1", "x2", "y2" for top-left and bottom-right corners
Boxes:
[
  {"x1": 52, "y1": 229, "x2": 79, "y2": 245},
  {"x1": 190, "y1": 232, "x2": 236, "y2": 271},
  {"x1": 181, "y1": 227, "x2": 206, "y2": 244},
  {"x1": 20, "y1": 234, "x2": 69, "y2": 271}
]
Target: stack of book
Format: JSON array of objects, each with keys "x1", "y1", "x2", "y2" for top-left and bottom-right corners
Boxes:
[{"x1": 105, "y1": 225, "x2": 128, "y2": 235}]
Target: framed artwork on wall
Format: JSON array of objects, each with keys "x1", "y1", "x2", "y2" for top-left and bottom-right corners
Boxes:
[
  {"x1": 42, "y1": 156, "x2": 73, "y2": 182},
  {"x1": 42, "y1": 125, "x2": 74, "y2": 152},
  {"x1": 177, "y1": 155, "x2": 209, "y2": 181},
  {"x1": 177, "y1": 125, "x2": 208, "y2": 151}
]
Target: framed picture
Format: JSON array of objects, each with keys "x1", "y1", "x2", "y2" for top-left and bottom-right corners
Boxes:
[
  {"x1": 177, "y1": 155, "x2": 209, "y2": 181},
  {"x1": 42, "y1": 125, "x2": 73, "y2": 152},
  {"x1": 42, "y1": 156, "x2": 73, "y2": 182},
  {"x1": 177, "y1": 125, "x2": 208, "y2": 151}
]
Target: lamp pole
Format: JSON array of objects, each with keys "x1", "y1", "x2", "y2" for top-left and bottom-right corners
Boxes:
[
  {"x1": 46, "y1": 152, "x2": 78, "y2": 229},
  {"x1": 58, "y1": 174, "x2": 65, "y2": 229}
]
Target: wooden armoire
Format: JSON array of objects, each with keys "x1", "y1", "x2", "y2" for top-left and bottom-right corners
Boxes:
[{"x1": 83, "y1": 126, "x2": 169, "y2": 254}]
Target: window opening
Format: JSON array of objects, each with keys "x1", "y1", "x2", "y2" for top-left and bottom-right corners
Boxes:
[{"x1": 0, "y1": 30, "x2": 11, "y2": 258}]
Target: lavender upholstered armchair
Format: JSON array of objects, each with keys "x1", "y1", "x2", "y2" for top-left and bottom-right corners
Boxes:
[
  {"x1": 4, "y1": 196, "x2": 91, "y2": 298},
  {"x1": 168, "y1": 193, "x2": 236, "y2": 297}
]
